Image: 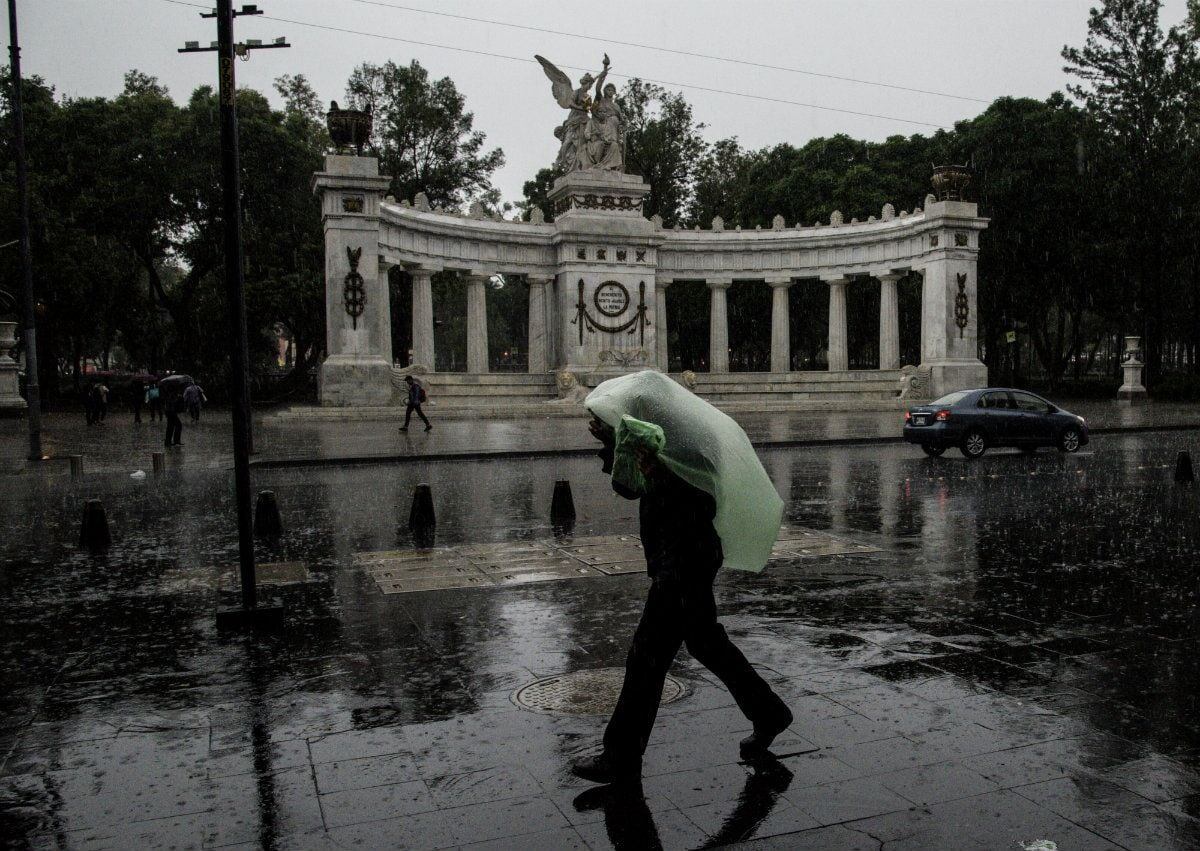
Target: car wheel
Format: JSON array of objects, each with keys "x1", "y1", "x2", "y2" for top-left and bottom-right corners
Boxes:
[
  {"x1": 921, "y1": 444, "x2": 946, "y2": 457},
  {"x1": 1059, "y1": 427, "x2": 1082, "y2": 453},
  {"x1": 960, "y1": 429, "x2": 987, "y2": 459}
]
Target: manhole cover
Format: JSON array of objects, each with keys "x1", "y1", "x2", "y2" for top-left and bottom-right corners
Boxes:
[{"x1": 513, "y1": 668, "x2": 687, "y2": 715}]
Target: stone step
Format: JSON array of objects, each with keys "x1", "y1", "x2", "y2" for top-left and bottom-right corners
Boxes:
[
  {"x1": 691, "y1": 381, "x2": 898, "y2": 395},
  {"x1": 393, "y1": 371, "x2": 557, "y2": 386},
  {"x1": 687, "y1": 370, "x2": 901, "y2": 385}
]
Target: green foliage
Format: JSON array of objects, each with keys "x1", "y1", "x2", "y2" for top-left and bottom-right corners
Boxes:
[{"x1": 345, "y1": 60, "x2": 503, "y2": 211}]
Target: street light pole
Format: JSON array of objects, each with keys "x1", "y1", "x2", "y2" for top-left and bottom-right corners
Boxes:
[
  {"x1": 180, "y1": 3, "x2": 288, "y2": 626},
  {"x1": 7, "y1": 0, "x2": 43, "y2": 460}
]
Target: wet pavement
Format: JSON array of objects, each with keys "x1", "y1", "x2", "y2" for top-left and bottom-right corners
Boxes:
[
  {"x1": 3, "y1": 399, "x2": 1200, "y2": 474},
  {"x1": 3, "y1": 428, "x2": 1200, "y2": 848}
]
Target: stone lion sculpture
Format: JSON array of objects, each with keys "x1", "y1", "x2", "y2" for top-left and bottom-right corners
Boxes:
[
  {"x1": 680, "y1": 370, "x2": 698, "y2": 391},
  {"x1": 898, "y1": 364, "x2": 933, "y2": 401},
  {"x1": 551, "y1": 369, "x2": 589, "y2": 404}
]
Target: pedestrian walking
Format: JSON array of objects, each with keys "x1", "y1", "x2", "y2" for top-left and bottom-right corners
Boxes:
[
  {"x1": 131, "y1": 381, "x2": 145, "y2": 424},
  {"x1": 96, "y1": 382, "x2": 109, "y2": 422},
  {"x1": 146, "y1": 383, "x2": 162, "y2": 422},
  {"x1": 183, "y1": 381, "x2": 206, "y2": 422},
  {"x1": 398, "y1": 375, "x2": 432, "y2": 432},
  {"x1": 83, "y1": 383, "x2": 98, "y2": 426},
  {"x1": 571, "y1": 371, "x2": 792, "y2": 784},
  {"x1": 163, "y1": 386, "x2": 184, "y2": 448}
]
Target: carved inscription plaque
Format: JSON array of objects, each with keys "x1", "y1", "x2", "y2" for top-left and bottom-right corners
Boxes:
[{"x1": 593, "y1": 281, "x2": 630, "y2": 317}]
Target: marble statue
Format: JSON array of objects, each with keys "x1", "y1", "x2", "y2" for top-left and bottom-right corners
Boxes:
[{"x1": 536, "y1": 53, "x2": 626, "y2": 173}]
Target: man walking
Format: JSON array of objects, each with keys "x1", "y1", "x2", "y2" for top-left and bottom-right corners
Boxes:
[
  {"x1": 183, "y1": 381, "x2": 206, "y2": 422},
  {"x1": 163, "y1": 385, "x2": 184, "y2": 448},
  {"x1": 398, "y1": 375, "x2": 432, "y2": 432},
  {"x1": 571, "y1": 412, "x2": 792, "y2": 784}
]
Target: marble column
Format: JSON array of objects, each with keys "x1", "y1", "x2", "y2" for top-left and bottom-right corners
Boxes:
[
  {"x1": 410, "y1": 267, "x2": 436, "y2": 370},
  {"x1": 707, "y1": 279, "x2": 732, "y2": 373},
  {"x1": 768, "y1": 277, "x2": 793, "y2": 373},
  {"x1": 466, "y1": 272, "x2": 490, "y2": 374},
  {"x1": 526, "y1": 276, "x2": 551, "y2": 373},
  {"x1": 655, "y1": 278, "x2": 670, "y2": 371},
  {"x1": 826, "y1": 277, "x2": 849, "y2": 372},
  {"x1": 878, "y1": 272, "x2": 903, "y2": 370}
]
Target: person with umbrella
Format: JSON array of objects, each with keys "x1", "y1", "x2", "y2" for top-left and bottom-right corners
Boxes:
[
  {"x1": 571, "y1": 371, "x2": 793, "y2": 784},
  {"x1": 158, "y1": 374, "x2": 191, "y2": 448}
]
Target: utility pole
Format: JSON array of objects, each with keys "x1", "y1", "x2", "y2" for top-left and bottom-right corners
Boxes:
[
  {"x1": 180, "y1": 3, "x2": 288, "y2": 627},
  {"x1": 7, "y1": 0, "x2": 43, "y2": 460}
]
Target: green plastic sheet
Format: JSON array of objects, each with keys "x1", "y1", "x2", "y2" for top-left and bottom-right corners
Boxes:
[{"x1": 585, "y1": 370, "x2": 783, "y2": 572}]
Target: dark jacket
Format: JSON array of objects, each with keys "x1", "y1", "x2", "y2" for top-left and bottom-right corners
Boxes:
[
  {"x1": 598, "y1": 443, "x2": 723, "y2": 577},
  {"x1": 407, "y1": 381, "x2": 422, "y2": 405}
]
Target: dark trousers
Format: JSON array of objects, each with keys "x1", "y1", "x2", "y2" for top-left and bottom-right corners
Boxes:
[
  {"x1": 164, "y1": 411, "x2": 183, "y2": 446},
  {"x1": 188, "y1": 403, "x2": 201, "y2": 422},
  {"x1": 603, "y1": 563, "x2": 789, "y2": 763},
  {"x1": 148, "y1": 400, "x2": 162, "y2": 421},
  {"x1": 403, "y1": 402, "x2": 430, "y2": 428}
]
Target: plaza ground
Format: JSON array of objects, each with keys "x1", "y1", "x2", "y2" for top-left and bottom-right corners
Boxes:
[{"x1": 3, "y1": 412, "x2": 1200, "y2": 848}]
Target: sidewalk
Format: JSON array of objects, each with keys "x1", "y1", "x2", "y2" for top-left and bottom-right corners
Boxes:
[{"x1": 3, "y1": 400, "x2": 1199, "y2": 474}]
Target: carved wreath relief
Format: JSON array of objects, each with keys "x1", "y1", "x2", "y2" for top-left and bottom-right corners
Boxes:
[
  {"x1": 954, "y1": 273, "x2": 969, "y2": 338},
  {"x1": 343, "y1": 246, "x2": 366, "y2": 330},
  {"x1": 572, "y1": 279, "x2": 650, "y2": 345}
]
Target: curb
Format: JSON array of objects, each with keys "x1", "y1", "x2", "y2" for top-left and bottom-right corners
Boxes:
[{"x1": 247, "y1": 422, "x2": 1200, "y2": 470}]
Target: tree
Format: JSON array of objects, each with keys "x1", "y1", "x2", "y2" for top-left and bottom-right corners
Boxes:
[
  {"x1": 345, "y1": 60, "x2": 503, "y2": 210},
  {"x1": 1062, "y1": 0, "x2": 1192, "y2": 384},
  {"x1": 619, "y1": 79, "x2": 707, "y2": 226}
]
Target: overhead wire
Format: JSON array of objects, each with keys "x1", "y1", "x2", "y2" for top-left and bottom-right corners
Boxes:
[
  {"x1": 348, "y1": 0, "x2": 990, "y2": 105},
  {"x1": 157, "y1": 0, "x2": 956, "y2": 130}
]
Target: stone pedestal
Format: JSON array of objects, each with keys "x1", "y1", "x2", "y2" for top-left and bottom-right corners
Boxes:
[
  {"x1": 313, "y1": 155, "x2": 395, "y2": 406},
  {"x1": 917, "y1": 200, "x2": 989, "y2": 397},
  {"x1": 0, "y1": 321, "x2": 26, "y2": 414},
  {"x1": 1118, "y1": 335, "x2": 1147, "y2": 402},
  {"x1": 548, "y1": 170, "x2": 660, "y2": 380}
]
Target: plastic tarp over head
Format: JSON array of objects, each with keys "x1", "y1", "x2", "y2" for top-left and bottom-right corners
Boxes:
[{"x1": 585, "y1": 370, "x2": 783, "y2": 572}]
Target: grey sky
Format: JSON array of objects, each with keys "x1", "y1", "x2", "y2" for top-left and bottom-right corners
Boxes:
[{"x1": 8, "y1": 1, "x2": 1193, "y2": 207}]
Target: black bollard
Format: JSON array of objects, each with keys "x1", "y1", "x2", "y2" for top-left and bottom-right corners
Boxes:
[
  {"x1": 79, "y1": 499, "x2": 111, "y2": 553},
  {"x1": 152, "y1": 452, "x2": 165, "y2": 478},
  {"x1": 1175, "y1": 450, "x2": 1195, "y2": 484},
  {"x1": 550, "y1": 480, "x2": 577, "y2": 525},
  {"x1": 409, "y1": 483, "x2": 436, "y2": 548},
  {"x1": 254, "y1": 490, "x2": 283, "y2": 538},
  {"x1": 69, "y1": 454, "x2": 83, "y2": 479}
]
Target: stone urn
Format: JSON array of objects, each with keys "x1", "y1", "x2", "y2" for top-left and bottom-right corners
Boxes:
[
  {"x1": 1117, "y1": 335, "x2": 1147, "y2": 402},
  {"x1": 0, "y1": 320, "x2": 26, "y2": 412},
  {"x1": 931, "y1": 164, "x2": 973, "y2": 201},
  {"x1": 326, "y1": 102, "x2": 372, "y2": 156}
]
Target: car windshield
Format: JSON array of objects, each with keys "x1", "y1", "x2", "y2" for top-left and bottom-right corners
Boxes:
[{"x1": 930, "y1": 390, "x2": 972, "y2": 406}]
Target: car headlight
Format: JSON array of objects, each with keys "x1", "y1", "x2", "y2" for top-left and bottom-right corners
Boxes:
[{"x1": 1077, "y1": 416, "x2": 1086, "y2": 426}]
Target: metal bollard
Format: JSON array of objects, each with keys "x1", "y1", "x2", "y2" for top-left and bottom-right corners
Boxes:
[
  {"x1": 409, "y1": 483, "x2": 436, "y2": 548},
  {"x1": 79, "y1": 499, "x2": 111, "y2": 553},
  {"x1": 1175, "y1": 450, "x2": 1195, "y2": 484},
  {"x1": 152, "y1": 452, "x2": 165, "y2": 477},
  {"x1": 69, "y1": 454, "x2": 83, "y2": 480},
  {"x1": 550, "y1": 480, "x2": 576, "y2": 525},
  {"x1": 254, "y1": 490, "x2": 283, "y2": 538}
]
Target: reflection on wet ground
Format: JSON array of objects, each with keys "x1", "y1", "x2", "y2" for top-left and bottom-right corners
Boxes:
[{"x1": 2, "y1": 433, "x2": 1200, "y2": 847}]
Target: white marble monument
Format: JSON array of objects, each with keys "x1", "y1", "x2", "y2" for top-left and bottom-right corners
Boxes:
[{"x1": 0, "y1": 320, "x2": 26, "y2": 413}]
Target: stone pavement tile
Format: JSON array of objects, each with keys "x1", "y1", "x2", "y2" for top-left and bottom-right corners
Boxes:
[
  {"x1": 206, "y1": 737, "x2": 312, "y2": 779},
  {"x1": 824, "y1": 682, "x2": 957, "y2": 732},
  {"x1": 782, "y1": 775, "x2": 913, "y2": 826},
  {"x1": 440, "y1": 796, "x2": 570, "y2": 846},
  {"x1": 65, "y1": 812, "x2": 208, "y2": 850},
  {"x1": 324, "y1": 807, "x2": 459, "y2": 850},
  {"x1": 426, "y1": 764, "x2": 543, "y2": 808},
  {"x1": 454, "y1": 825, "x2": 590, "y2": 850},
  {"x1": 653, "y1": 762, "x2": 757, "y2": 810},
  {"x1": 793, "y1": 667, "x2": 883, "y2": 695},
  {"x1": 682, "y1": 798, "x2": 820, "y2": 845},
  {"x1": 721, "y1": 823, "x2": 881, "y2": 850},
  {"x1": 961, "y1": 740, "x2": 1080, "y2": 788},
  {"x1": 573, "y1": 806, "x2": 709, "y2": 851},
  {"x1": 874, "y1": 760, "x2": 1000, "y2": 806},
  {"x1": 205, "y1": 765, "x2": 326, "y2": 844},
  {"x1": 789, "y1": 709, "x2": 904, "y2": 749},
  {"x1": 846, "y1": 789, "x2": 1124, "y2": 850},
  {"x1": 305, "y1": 725, "x2": 411, "y2": 765},
  {"x1": 825, "y1": 735, "x2": 953, "y2": 774},
  {"x1": 1010, "y1": 773, "x2": 1154, "y2": 825},
  {"x1": 318, "y1": 778, "x2": 436, "y2": 828},
  {"x1": 313, "y1": 751, "x2": 420, "y2": 794},
  {"x1": 1070, "y1": 801, "x2": 1200, "y2": 851},
  {"x1": 536, "y1": 775, "x2": 677, "y2": 828},
  {"x1": 1096, "y1": 752, "x2": 1200, "y2": 803}
]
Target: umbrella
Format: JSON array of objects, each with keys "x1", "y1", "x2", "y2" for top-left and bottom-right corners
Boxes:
[
  {"x1": 585, "y1": 370, "x2": 783, "y2": 573},
  {"x1": 131, "y1": 373, "x2": 158, "y2": 383},
  {"x1": 157, "y1": 374, "x2": 194, "y2": 389}
]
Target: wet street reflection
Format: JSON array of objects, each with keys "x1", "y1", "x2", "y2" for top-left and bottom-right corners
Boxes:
[{"x1": 3, "y1": 431, "x2": 1200, "y2": 847}]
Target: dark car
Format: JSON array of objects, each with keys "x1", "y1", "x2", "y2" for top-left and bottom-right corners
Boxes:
[{"x1": 903, "y1": 388, "x2": 1088, "y2": 459}]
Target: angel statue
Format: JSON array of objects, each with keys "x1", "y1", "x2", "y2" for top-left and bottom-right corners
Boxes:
[{"x1": 535, "y1": 53, "x2": 625, "y2": 173}]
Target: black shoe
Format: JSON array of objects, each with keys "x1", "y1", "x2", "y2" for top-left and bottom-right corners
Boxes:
[
  {"x1": 398, "y1": 426, "x2": 408, "y2": 432},
  {"x1": 570, "y1": 752, "x2": 640, "y2": 785},
  {"x1": 739, "y1": 706, "x2": 794, "y2": 757},
  {"x1": 424, "y1": 424, "x2": 433, "y2": 431}
]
